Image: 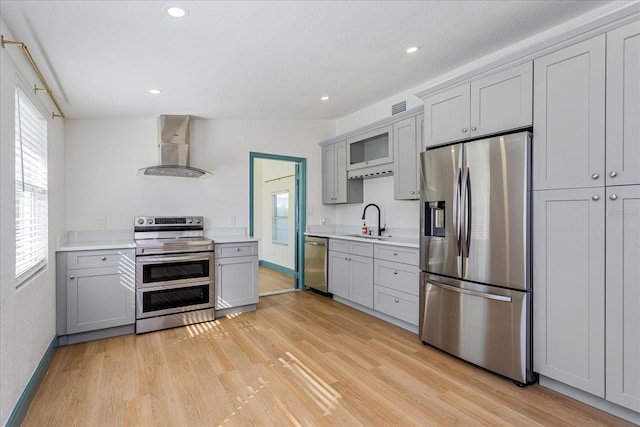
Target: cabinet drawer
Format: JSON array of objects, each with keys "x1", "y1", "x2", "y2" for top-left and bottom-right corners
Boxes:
[
  {"x1": 374, "y1": 285, "x2": 419, "y2": 326},
  {"x1": 374, "y1": 245, "x2": 419, "y2": 265},
  {"x1": 349, "y1": 241, "x2": 373, "y2": 257},
  {"x1": 329, "y1": 239, "x2": 349, "y2": 253},
  {"x1": 67, "y1": 249, "x2": 133, "y2": 269},
  {"x1": 215, "y1": 242, "x2": 258, "y2": 258},
  {"x1": 374, "y1": 259, "x2": 419, "y2": 296}
]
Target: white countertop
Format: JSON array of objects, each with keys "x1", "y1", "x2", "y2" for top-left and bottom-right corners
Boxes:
[
  {"x1": 305, "y1": 232, "x2": 419, "y2": 248},
  {"x1": 57, "y1": 240, "x2": 136, "y2": 252},
  {"x1": 213, "y1": 236, "x2": 259, "y2": 244}
]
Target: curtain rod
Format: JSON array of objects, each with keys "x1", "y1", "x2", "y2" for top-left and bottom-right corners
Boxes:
[
  {"x1": 1, "y1": 35, "x2": 65, "y2": 119},
  {"x1": 265, "y1": 174, "x2": 294, "y2": 183}
]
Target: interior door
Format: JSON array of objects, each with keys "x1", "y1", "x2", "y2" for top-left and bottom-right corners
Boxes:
[{"x1": 462, "y1": 132, "x2": 530, "y2": 290}]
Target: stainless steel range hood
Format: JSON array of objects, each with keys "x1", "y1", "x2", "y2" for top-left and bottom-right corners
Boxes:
[{"x1": 138, "y1": 115, "x2": 212, "y2": 178}]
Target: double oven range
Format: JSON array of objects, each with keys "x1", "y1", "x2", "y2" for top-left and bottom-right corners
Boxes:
[{"x1": 134, "y1": 216, "x2": 215, "y2": 334}]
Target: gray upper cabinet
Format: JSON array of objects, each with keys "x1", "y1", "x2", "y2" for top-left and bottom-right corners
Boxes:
[
  {"x1": 322, "y1": 140, "x2": 363, "y2": 204},
  {"x1": 346, "y1": 125, "x2": 393, "y2": 171},
  {"x1": 605, "y1": 185, "x2": 640, "y2": 412},
  {"x1": 423, "y1": 84, "x2": 470, "y2": 147},
  {"x1": 606, "y1": 21, "x2": 640, "y2": 187},
  {"x1": 533, "y1": 188, "x2": 605, "y2": 397},
  {"x1": 533, "y1": 35, "x2": 606, "y2": 190},
  {"x1": 423, "y1": 61, "x2": 532, "y2": 148},
  {"x1": 393, "y1": 115, "x2": 423, "y2": 200}
]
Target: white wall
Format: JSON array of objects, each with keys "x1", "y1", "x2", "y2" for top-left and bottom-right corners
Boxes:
[
  {"x1": 0, "y1": 18, "x2": 65, "y2": 425},
  {"x1": 64, "y1": 119, "x2": 335, "y2": 232},
  {"x1": 334, "y1": 176, "x2": 419, "y2": 234},
  {"x1": 254, "y1": 159, "x2": 296, "y2": 270}
]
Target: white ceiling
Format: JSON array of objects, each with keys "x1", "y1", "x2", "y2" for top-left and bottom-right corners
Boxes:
[{"x1": 0, "y1": 0, "x2": 616, "y2": 120}]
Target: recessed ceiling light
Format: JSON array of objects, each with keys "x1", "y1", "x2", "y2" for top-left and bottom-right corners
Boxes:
[
  {"x1": 149, "y1": 89, "x2": 162, "y2": 95},
  {"x1": 321, "y1": 96, "x2": 329, "y2": 101},
  {"x1": 406, "y1": 46, "x2": 419, "y2": 54},
  {"x1": 166, "y1": 6, "x2": 187, "y2": 18}
]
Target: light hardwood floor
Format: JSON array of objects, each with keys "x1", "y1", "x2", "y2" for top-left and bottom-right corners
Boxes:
[
  {"x1": 259, "y1": 266, "x2": 295, "y2": 294},
  {"x1": 24, "y1": 291, "x2": 631, "y2": 426}
]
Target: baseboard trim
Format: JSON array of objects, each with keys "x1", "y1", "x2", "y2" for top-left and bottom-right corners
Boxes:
[
  {"x1": 259, "y1": 260, "x2": 294, "y2": 277},
  {"x1": 5, "y1": 336, "x2": 58, "y2": 427}
]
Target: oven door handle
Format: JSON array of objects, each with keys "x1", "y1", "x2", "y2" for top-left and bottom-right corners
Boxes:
[{"x1": 137, "y1": 253, "x2": 212, "y2": 264}]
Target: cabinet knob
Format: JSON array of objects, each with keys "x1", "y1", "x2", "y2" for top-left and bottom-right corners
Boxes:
[
  {"x1": 462, "y1": 128, "x2": 468, "y2": 133},
  {"x1": 393, "y1": 252, "x2": 398, "y2": 256},
  {"x1": 591, "y1": 173, "x2": 599, "y2": 180},
  {"x1": 410, "y1": 191, "x2": 415, "y2": 195},
  {"x1": 235, "y1": 248, "x2": 240, "y2": 251},
  {"x1": 592, "y1": 195, "x2": 600, "y2": 201},
  {"x1": 216, "y1": 262, "x2": 221, "y2": 266},
  {"x1": 393, "y1": 271, "x2": 398, "y2": 275},
  {"x1": 471, "y1": 126, "x2": 477, "y2": 131},
  {"x1": 69, "y1": 275, "x2": 75, "y2": 280},
  {"x1": 100, "y1": 256, "x2": 106, "y2": 261},
  {"x1": 609, "y1": 194, "x2": 618, "y2": 201},
  {"x1": 394, "y1": 299, "x2": 400, "y2": 303},
  {"x1": 609, "y1": 171, "x2": 618, "y2": 178}
]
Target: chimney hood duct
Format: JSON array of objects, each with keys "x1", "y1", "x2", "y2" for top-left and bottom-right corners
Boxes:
[{"x1": 138, "y1": 115, "x2": 212, "y2": 178}]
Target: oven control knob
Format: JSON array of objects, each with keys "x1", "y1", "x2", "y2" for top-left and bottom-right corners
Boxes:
[
  {"x1": 137, "y1": 218, "x2": 144, "y2": 225},
  {"x1": 147, "y1": 218, "x2": 153, "y2": 224},
  {"x1": 195, "y1": 218, "x2": 201, "y2": 224},
  {"x1": 187, "y1": 218, "x2": 193, "y2": 224}
]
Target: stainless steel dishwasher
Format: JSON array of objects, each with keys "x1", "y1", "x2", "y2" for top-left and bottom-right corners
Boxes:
[{"x1": 304, "y1": 236, "x2": 329, "y2": 294}]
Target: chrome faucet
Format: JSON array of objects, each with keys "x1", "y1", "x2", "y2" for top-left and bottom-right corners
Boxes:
[{"x1": 361, "y1": 203, "x2": 386, "y2": 236}]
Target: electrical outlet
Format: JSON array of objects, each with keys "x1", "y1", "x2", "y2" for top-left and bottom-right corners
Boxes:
[
  {"x1": 321, "y1": 217, "x2": 326, "y2": 224},
  {"x1": 97, "y1": 216, "x2": 107, "y2": 229},
  {"x1": 228, "y1": 215, "x2": 236, "y2": 225}
]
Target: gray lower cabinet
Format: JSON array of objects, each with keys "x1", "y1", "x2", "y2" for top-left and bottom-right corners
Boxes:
[
  {"x1": 373, "y1": 244, "x2": 419, "y2": 326},
  {"x1": 214, "y1": 242, "x2": 258, "y2": 314},
  {"x1": 60, "y1": 249, "x2": 136, "y2": 336},
  {"x1": 533, "y1": 188, "x2": 606, "y2": 397},
  {"x1": 329, "y1": 240, "x2": 420, "y2": 326},
  {"x1": 328, "y1": 240, "x2": 374, "y2": 308},
  {"x1": 605, "y1": 185, "x2": 640, "y2": 412}
]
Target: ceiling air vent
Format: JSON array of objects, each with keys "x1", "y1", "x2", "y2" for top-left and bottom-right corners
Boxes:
[{"x1": 391, "y1": 101, "x2": 406, "y2": 115}]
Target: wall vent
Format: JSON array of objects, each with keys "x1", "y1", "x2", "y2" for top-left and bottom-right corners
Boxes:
[{"x1": 391, "y1": 101, "x2": 407, "y2": 115}]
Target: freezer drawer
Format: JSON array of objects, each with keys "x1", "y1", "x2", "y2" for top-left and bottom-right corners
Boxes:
[{"x1": 419, "y1": 273, "x2": 533, "y2": 384}]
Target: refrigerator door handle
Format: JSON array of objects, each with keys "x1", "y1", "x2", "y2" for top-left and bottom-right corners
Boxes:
[
  {"x1": 429, "y1": 281, "x2": 513, "y2": 302},
  {"x1": 464, "y1": 166, "x2": 472, "y2": 257},
  {"x1": 453, "y1": 167, "x2": 462, "y2": 256}
]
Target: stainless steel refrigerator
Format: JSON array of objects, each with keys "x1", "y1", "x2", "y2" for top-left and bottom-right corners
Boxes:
[{"x1": 419, "y1": 131, "x2": 534, "y2": 385}]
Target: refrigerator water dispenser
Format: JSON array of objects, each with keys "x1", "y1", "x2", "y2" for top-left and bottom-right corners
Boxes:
[{"x1": 424, "y1": 201, "x2": 445, "y2": 237}]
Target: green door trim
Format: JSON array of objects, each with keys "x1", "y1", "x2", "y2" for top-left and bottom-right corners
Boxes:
[{"x1": 249, "y1": 152, "x2": 306, "y2": 290}]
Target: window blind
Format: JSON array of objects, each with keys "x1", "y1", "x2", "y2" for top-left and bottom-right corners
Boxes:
[
  {"x1": 272, "y1": 191, "x2": 289, "y2": 244},
  {"x1": 15, "y1": 85, "x2": 48, "y2": 285}
]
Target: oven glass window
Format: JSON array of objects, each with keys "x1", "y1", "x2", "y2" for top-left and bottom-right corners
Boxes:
[
  {"x1": 143, "y1": 260, "x2": 209, "y2": 283},
  {"x1": 142, "y1": 284, "x2": 210, "y2": 313}
]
